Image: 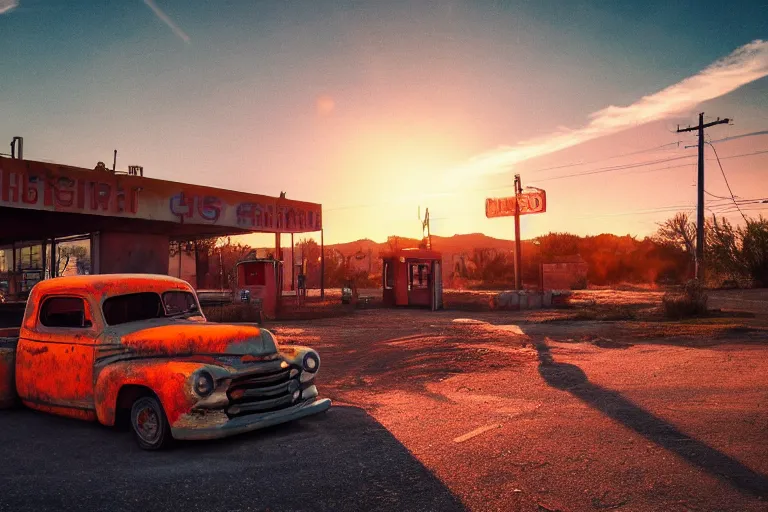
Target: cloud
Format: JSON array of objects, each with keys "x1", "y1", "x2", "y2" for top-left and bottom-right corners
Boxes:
[
  {"x1": 454, "y1": 40, "x2": 768, "y2": 178},
  {"x1": 0, "y1": 0, "x2": 18, "y2": 15},
  {"x1": 143, "y1": 0, "x2": 190, "y2": 43}
]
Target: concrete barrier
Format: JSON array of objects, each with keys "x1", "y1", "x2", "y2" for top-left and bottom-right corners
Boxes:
[{"x1": 490, "y1": 290, "x2": 565, "y2": 311}]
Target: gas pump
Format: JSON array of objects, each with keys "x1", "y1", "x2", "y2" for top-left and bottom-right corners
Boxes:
[{"x1": 233, "y1": 258, "x2": 284, "y2": 319}]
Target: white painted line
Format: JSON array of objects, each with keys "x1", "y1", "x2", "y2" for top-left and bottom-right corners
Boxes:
[{"x1": 453, "y1": 423, "x2": 502, "y2": 443}]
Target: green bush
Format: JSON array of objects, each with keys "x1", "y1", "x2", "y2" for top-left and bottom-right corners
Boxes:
[{"x1": 661, "y1": 279, "x2": 708, "y2": 319}]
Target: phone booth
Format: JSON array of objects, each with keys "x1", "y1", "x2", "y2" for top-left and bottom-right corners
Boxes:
[
  {"x1": 233, "y1": 258, "x2": 284, "y2": 319},
  {"x1": 382, "y1": 248, "x2": 443, "y2": 310}
]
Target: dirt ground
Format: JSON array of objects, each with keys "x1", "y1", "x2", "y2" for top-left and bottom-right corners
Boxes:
[
  {"x1": 271, "y1": 302, "x2": 768, "y2": 512},
  {"x1": 2, "y1": 288, "x2": 768, "y2": 511}
]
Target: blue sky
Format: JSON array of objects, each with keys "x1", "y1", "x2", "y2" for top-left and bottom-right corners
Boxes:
[{"x1": 1, "y1": 0, "x2": 767, "y2": 243}]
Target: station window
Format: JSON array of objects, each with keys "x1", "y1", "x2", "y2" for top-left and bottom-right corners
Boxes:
[
  {"x1": 409, "y1": 263, "x2": 431, "y2": 289},
  {"x1": 40, "y1": 297, "x2": 91, "y2": 328},
  {"x1": 383, "y1": 261, "x2": 394, "y2": 289},
  {"x1": 0, "y1": 247, "x2": 10, "y2": 273}
]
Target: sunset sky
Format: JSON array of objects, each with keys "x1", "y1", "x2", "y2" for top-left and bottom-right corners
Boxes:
[{"x1": 1, "y1": 0, "x2": 767, "y2": 245}]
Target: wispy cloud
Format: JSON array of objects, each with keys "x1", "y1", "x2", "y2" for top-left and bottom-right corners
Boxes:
[
  {"x1": 0, "y1": 0, "x2": 19, "y2": 15},
  {"x1": 143, "y1": 0, "x2": 190, "y2": 43},
  {"x1": 454, "y1": 40, "x2": 768, "y2": 178}
]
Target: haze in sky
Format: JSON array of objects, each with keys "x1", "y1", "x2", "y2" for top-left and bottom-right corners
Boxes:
[{"x1": 1, "y1": 0, "x2": 766, "y2": 244}]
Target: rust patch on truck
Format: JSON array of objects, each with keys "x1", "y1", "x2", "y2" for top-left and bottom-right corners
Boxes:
[
  {"x1": 120, "y1": 324, "x2": 265, "y2": 356},
  {"x1": 95, "y1": 360, "x2": 201, "y2": 426},
  {"x1": 24, "y1": 345, "x2": 48, "y2": 356}
]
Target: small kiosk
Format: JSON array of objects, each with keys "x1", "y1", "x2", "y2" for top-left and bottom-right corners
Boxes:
[
  {"x1": 381, "y1": 248, "x2": 443, "y2": 310},
  {"x1": 233, "y1": 258, "x2": 284, "y2": 319}
]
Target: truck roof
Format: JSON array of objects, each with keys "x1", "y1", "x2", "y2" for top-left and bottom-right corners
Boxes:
[{"x1": 29, "y1": 274, "x2": 194, "y2": 302}]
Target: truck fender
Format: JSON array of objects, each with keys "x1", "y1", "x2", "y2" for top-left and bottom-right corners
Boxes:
[
  {"x1": 278, "y1": 345, "x2": 320, "y2": 370},
  {"x1": 94, "y1": 360, "x2": 208, "y2": 427}
]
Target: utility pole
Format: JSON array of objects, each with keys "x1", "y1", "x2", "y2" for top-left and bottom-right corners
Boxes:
[
  {"x1": 514, "y1": 174, "x2": 522, "y2": 290},
  {"x1": 676, "y1": 112, "x2": 730, "y2": 282},
  {"x1": 423, "y1": 208, "x2": 431, "y2": 250}
]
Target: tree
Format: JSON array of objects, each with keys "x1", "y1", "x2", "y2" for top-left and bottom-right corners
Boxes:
[
  {"x1": 655, "y1": 213, "x2": 696, "y2": 256},
  {"x1": 212, "y1": 238, "x2": 255, "y2": 289},
  {"x1": 57, "y1": 245, "x2": 89, "y2": 276},
  {"x1": 708, "y1": 215, "x2": 768, "y2": 287},
  {"x1": 296, "y1": 238, "x2": 322, "y2": 288},
  {"x1": 706, "y1": 215, "x2": 741, "y2": 280},
  {"x1": 323, "y1": 248, "x2": 347, "y2": 287},
  {"x1": 536, "y1": 232, "x2": 580, "y2": 262},
  {"x1": 740, "y1": 216, "x2": 768, "y2": 287}
]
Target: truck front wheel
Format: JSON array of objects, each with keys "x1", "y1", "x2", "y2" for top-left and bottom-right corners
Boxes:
[{"x1": 130, "y1": 396, "x2": 171, "y2": 450}]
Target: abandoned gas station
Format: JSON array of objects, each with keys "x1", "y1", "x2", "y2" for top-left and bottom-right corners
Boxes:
[{"x1": 0, "y1": 154, "x2": 323, "y2": 315}]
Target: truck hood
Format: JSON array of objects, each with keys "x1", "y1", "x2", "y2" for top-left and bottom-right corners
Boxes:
[{"x1": 115, "y1": 323, "x2": 277, "y2": 357}]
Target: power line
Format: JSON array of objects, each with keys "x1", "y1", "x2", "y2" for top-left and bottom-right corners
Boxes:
[
  {"x1": 710, "y1": 129, "x2": 768, "y2": 144},
  {"x1": 705, "y1": 190, "x2": 734, "y2": 200},
  {"x1": 720, "y1": 149, "x2": 768, "y2": 160},
  {"x1": 509, "y1": 141, "x2": 686, "y2": 176},
  {"x1": 707, "y1": 141, "x2": 747, "y2": 222},
  {"x1": 527, "y1": 154, "x2": 696, "y2": 183},
  {"x1": 522, "y1": 147, "x2": 766, "y2": 187},
  {"x1": 323, "y1": 147, "x2": 767, "y2": 213}
]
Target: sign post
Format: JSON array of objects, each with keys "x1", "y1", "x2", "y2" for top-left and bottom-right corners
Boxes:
[
  {"x1": 513, "y1": 175, "x2": 522, "y2": 290},
  {"x1": 485, "y1": 177, "x2": 546, "y2": 291}
]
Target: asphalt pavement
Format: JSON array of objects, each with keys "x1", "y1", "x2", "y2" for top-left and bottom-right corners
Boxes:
[{"x1": 0, "y1": 405, "x2": 464, "y2": 512}]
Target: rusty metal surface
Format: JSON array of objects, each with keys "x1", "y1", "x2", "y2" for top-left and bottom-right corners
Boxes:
[{"x1": 172, "y1": 398, "x2": 331, "y2": 440}]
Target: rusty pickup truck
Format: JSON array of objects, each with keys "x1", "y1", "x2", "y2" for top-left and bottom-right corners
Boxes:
[{"x1": 0, "y1": 274, "x2": 330, "y2": 450}]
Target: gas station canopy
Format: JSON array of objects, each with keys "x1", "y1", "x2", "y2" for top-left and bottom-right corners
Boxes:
[{"x1": 0, "y1": 156, "x2": 322, "y2": 244}]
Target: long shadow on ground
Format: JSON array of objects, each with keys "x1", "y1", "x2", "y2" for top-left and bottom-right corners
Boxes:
[
  {"x1": 0, "y1": 405, "x2": 464, "y2": 512},
  {"x1": 534, "y1": 339, "x2": 768, "y2": 498}
]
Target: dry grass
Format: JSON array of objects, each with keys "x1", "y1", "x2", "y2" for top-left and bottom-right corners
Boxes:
[
  {"x1": 661, "y1": 280, "x2": 708, "y2": 320},
  {"x1": 625, "y1": 320, "x2": 766, "y2": 342},
  {"x1": 526, "y1": 305, "x2": 636, "y2": 323}
]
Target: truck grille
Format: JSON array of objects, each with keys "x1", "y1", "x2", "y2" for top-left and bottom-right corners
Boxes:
[{"x1": 226, "y1": 366, "x2": 300, "y2": 417}]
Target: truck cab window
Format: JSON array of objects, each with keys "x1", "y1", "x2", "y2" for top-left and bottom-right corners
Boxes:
[
  {"x1": 162, "y1": 291, "x2": 199, "y2": 316},
  {"x1": 103, "y1": 293, "x2": 163, "y2": 326},
  {"x1": 103, "y1": 291, "x2": 199, "y2": 325},
  {"x1": 40, "y1": 297, "x2": 91, "y2": 328}
]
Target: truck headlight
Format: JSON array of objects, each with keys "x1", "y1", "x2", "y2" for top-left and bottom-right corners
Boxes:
[
  {"x1": 302, "y1": 352, "x2": 319, "y2": 373},
  {"x1": 194, "y1": 371, "x2": 214, "y2": 397}
]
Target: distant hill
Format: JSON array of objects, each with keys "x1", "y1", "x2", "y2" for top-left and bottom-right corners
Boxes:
[{"x1": 326, "y1": 233, "x2": 520, "y2": 256}]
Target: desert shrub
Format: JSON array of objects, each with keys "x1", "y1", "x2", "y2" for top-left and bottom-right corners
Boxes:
[
  {"x1": 570, "y1": 276, "x2": 588, "y2": 290},
  {"x1": 661, "y1": 279, "x2": 708, "y2": 319}
]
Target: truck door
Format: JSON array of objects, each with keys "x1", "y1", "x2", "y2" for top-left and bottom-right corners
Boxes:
[{"x1": 15, "y1": 295, "x2": 99, "y2": 419}]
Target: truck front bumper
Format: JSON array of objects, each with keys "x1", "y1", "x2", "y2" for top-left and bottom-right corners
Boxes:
[{"x1": 171, "y1": 398, "x2": 332, "y2": 441}]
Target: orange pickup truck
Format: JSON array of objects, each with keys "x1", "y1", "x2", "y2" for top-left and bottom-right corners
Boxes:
[{"x1": 0, "y1": 274, "x2": 330, "y2": 450}]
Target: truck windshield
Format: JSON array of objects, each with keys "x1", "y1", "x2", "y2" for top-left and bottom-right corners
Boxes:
[{"x1": 103, "y1": 291, "x2": 200, "y2": 326}]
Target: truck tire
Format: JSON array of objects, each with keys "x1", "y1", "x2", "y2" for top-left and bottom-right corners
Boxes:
[{"x1": 130, "y1": 396, "x2": 172, "y2": 450}]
